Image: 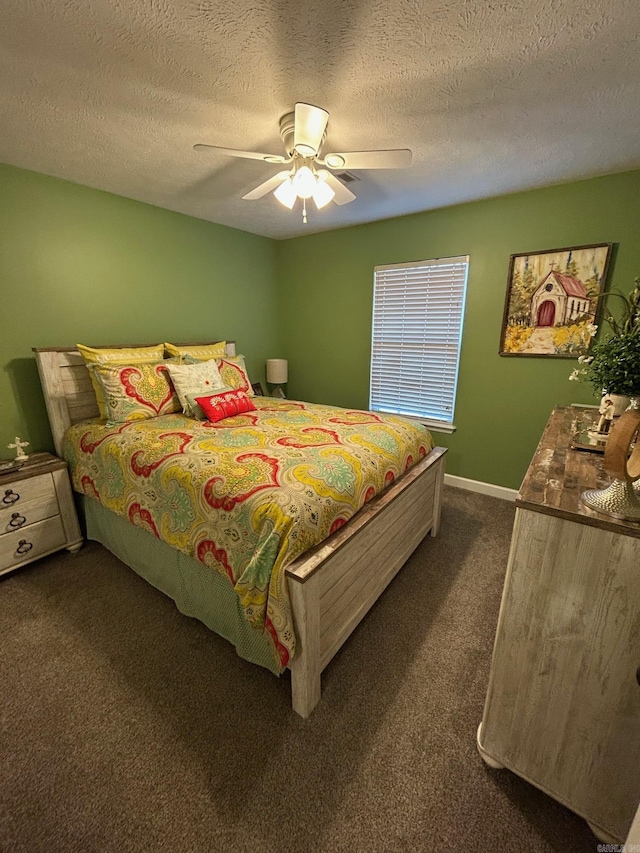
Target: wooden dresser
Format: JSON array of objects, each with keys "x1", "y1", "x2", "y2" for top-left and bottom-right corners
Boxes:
[
  {"x1": 0, "y1": 452, "x2": 82, "y2": 576},
  {"x1": 478, "y1": 406, "x2": 640, "y2": 843}
]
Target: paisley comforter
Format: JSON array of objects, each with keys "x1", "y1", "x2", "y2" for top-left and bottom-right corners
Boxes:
[{"x1": 63, "y1": 398, "x2": 433, "y2": 671}]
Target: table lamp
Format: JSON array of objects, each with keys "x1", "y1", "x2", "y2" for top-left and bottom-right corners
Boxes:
[{"x1": 266, "y1": 359, "x2": 288, "y2": 398}]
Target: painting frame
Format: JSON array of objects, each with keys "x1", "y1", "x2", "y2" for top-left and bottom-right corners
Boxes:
[{"x1": 498, "y1": 242, "x2": 613, "y2": 358}]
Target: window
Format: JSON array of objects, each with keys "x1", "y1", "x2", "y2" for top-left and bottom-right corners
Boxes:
[{"x1": 369, "y1": 255, "x2": 469, "y2": 431}]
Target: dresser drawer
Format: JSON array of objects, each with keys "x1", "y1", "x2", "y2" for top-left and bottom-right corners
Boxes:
[
  {"x1": 0, "y1": 516, "x2": 66, "y2": 572},
  {"x1": 0, "y1": 473, "x2": 55, "y2": 513},
  {"x1": 0, "y1": 492, "x2": 60, "y2": 534}
]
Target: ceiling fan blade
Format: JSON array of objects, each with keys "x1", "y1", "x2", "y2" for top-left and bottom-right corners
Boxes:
[
  {"x1": 193, "y1": 144, "x2": 289, "y2": 164},
  {"x1": 322, "y1": 149, "x2": 412, "y2": 170},
  {"x1": 242, "y1": 171, "x2": 291, "y2": 200},
  {"x1": 293, "y1": 103, "x2": 329, "y2": 157},
  {"x1": 318, "y1": 171, "x2": 356, "y2": 206}
]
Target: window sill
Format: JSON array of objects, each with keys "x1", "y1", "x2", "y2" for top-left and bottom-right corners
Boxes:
[{"x1": 397, "y1": 414, "x2": 457, "y2": 434}]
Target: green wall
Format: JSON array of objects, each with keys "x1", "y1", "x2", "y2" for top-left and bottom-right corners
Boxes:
[
  {"x1": 3, "y1": 160, "x2": 639, "y2": 491},
  {"x1": 0, "y1": 163, "x2": 280, "y2": 455},
  {"x1": 276, "y1": 170, "x2": 640, "y2": 490}
]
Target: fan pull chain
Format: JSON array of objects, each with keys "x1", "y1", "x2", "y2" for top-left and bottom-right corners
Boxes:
[{"x1": 303, "y1": 198, "x2": 307, "y2": 224}]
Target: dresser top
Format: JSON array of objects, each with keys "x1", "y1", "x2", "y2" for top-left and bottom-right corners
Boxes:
[
  {"x1": 518, "y1": 406, "x2": 640, "y2": 538},
  {"x1": 0, "y1": 452, "x2": 65, "y2": 485}
]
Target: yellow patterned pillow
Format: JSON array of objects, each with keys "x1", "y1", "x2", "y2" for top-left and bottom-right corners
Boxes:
[
  {"x1": 163, "y1": 342, "x2": 227, "y2": 362},
  {"x1": 77, "y1": 343, "x2": 165, "y2": 418},
  {"x1": 91, "y1": 362, "x2": 180, "y2": 424},
  {"x1": 216, "y1": 355, "x2": 254, "y2": 396}
]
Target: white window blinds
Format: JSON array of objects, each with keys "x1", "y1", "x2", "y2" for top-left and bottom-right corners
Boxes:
[{"x1": 370, "y1": 255, "x2": 469, "y2": 424}]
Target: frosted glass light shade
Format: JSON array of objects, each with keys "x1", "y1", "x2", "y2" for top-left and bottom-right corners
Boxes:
[
  {"x1": 266, "y1": 358, "x2": 288, "y2": 384},
  {"x1": 312, "y1": 178, "x2": 335, "y2": 209},
  {"x1": 292, "y1": 166, "x2": 316, "y2": 199},
  {"x1": 274, "y1": 178, "x2": 297, "y2": 209}
]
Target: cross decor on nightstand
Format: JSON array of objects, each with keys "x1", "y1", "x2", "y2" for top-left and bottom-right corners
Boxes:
[{"x1": 8, "y1": 436, "x2": 30, "y2": 461}]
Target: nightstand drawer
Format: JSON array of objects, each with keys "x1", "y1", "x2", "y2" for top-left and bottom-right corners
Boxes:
[
  {"x1": 0, "y1": 516, "x2": 66, "y2": 572},
  {"x1": 0, "y1": 492, "x2": 60, "y2": 534},
  {"x1": 0, "y1": 473, "x2": 54, "y2": 513}
]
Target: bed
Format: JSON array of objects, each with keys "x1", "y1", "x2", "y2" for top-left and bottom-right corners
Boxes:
[{"x1": 34, "y1": 342, "x2": 447, "y2": 717}]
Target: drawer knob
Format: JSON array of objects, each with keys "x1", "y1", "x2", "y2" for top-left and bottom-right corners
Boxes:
[
  {"x1": 16, "y1": 539, "x2": 33, "y2": 555},
  {"x1": 3, "y1": 489, "x2": 20, "y2": 505},
  {"x1": 9, "y1": 512, "x2": 26, "y2": 529}
]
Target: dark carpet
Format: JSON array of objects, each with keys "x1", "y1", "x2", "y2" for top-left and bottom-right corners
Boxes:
[{"x1": 0, "y1": 488, "x2": 597, "y2": 853}]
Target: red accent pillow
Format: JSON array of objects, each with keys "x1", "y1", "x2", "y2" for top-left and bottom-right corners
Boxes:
[{"x1": 195, "y1": 389, "x2": 257, "y2": 423}]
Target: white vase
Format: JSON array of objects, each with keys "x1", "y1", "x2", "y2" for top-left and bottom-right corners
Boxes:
[{"x1": 601, "y1": 392, "x2": 631, "y2": 417}]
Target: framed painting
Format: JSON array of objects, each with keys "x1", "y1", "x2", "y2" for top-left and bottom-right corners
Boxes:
[{"x1": 499, "y1": 242, "x2": 612, "y2": 357}]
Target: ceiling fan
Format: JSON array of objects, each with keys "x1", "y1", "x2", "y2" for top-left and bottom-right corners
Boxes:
[{"x1": 194, "y1": 103, "x2": 412, "y2": 222}]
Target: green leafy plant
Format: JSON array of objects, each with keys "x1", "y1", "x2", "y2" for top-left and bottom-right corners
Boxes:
[
  {"x1": 598, "y1": 277, "x2": 640, "y2": 336},
  {"x1": 570, "y1": 279, "x2": 640, "y2": 396},
  {"x1": 580, "y1": 330, "x2": 640, "y2": 396}
]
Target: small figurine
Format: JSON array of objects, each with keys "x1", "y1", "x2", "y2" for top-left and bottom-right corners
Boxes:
[
  {"x1": 8, "y1": 436, "x2": 30, "y2": 461},
  {"x1": 596, "y1": 398, "x2": 614, "y2": 435}
]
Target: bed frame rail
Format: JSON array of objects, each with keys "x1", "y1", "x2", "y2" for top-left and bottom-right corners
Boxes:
[{"x1": 287, "y1": 446, "x2": 446, "y2": 717}]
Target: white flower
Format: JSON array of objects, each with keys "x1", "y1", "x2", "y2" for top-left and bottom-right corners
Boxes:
[
  {"x1": 569, "y1": 370, "x2": 582, "y2": 381},
  {"x1": 577, "y1": 355, "x2": 593, "y2": 364}
]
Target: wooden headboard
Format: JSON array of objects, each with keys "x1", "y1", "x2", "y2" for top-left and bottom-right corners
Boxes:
[{"x1": 33, "y1": 342, "x2": 236, "y2": 457}]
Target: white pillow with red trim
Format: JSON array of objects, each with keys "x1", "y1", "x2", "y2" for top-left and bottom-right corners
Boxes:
[{"x1": 165, "y1": 358, "x2": 226, "y2": 416}]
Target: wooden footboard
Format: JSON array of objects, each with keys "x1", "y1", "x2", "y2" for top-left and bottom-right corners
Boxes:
[{"x1": 287, "y1": 446, "x2": 446, "y2": 717}]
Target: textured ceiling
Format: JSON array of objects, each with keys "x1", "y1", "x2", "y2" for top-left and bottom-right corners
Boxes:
[{"x1": 1, "y1": 0, "x2": 639, "y2": 239}]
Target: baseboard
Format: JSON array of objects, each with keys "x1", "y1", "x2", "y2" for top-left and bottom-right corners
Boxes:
[{"x1": 444, "y1": 473, "x2": 518, "y2": 502}]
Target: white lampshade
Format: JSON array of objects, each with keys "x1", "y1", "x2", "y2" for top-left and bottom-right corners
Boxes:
[{"x1": 266, "y1": 358, "x2": 288, "y2": 384}]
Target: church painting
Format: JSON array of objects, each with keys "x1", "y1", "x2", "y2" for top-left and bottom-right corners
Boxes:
[{"x1": 499, "y1": 243, "x2": 612, "y2": 357}]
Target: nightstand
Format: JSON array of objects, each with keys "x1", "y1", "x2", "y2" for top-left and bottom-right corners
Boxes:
[{"x1": 0, "y1": 452, "x2": 82, "y2": 577}]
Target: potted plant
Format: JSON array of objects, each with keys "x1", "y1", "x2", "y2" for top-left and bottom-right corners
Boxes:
[{"x1": 570, "y1": 278, "x2": 640, "y2": 410}]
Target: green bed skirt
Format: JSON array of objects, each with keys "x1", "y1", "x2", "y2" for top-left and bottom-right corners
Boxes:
[{"x1": 82, "y1": 496, "x2": 281, "y2": 674}]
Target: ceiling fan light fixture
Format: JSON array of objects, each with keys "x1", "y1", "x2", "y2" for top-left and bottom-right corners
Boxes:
[
  {"x1": 274, "y1": 178, "x2": 297, "y2": 209},
  {"x1": 312, "y1": 178, "x2": 335, "y2": 209},
  {"x1": 195, "y1": 103, "x2": 412, "y2": 219},
  {"x1": 292, "y1": 165, "x2": 316, "y2": 199}
]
